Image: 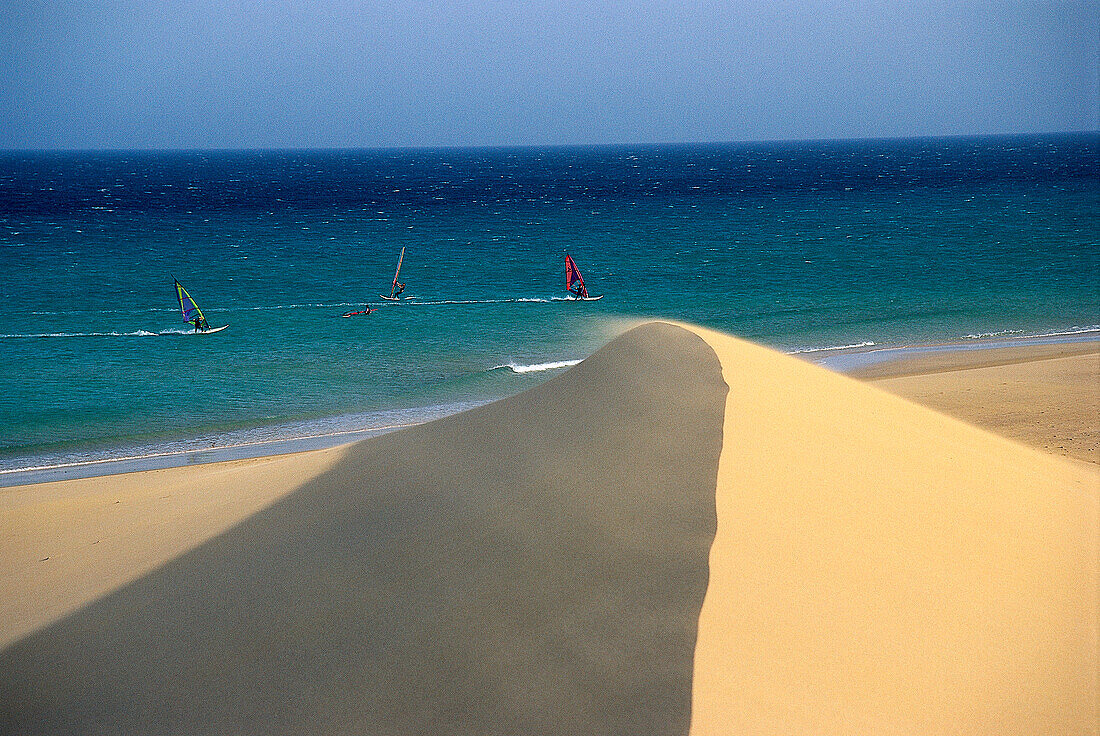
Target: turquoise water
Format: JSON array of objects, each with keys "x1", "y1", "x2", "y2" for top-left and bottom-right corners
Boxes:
[{"x1": 1, "y1": 134, "x2": 1097, "y2": 473}]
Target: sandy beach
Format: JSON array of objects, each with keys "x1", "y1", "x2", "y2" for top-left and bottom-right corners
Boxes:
[
  {"x1": 859, "y1": 341, "x2": 1099, "y2": 466},
  {"x1": 1, "y1": 323, "x2": 1096, "y2": 734}
]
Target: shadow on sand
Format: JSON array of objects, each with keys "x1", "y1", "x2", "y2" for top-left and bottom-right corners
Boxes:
[{"x1": 1, "y1": 323, "x2": 727, "y2": 735}]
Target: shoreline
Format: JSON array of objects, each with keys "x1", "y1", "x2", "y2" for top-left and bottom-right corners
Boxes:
[
  {"x1": 2, "y1": 330, "x2": 1097, "y2": 488},
  {"x1": 0, "y1": 401, "x2": 490, "y2": 487},
  {"x1": 812, "y1": 329, "x2": 1100, "y2": 372}
]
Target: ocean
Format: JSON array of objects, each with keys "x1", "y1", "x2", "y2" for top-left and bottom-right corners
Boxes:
[{"x1": 1, "y1": 133, "x2": 1097, "y2": 480}]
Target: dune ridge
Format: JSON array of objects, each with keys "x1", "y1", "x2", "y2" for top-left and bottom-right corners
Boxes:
[{"x1": 1, "y1": 321, "x2": 1096, "y2": 734}]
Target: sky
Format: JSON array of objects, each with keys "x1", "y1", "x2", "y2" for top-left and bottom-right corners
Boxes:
[{"x1": 1, "y1": 0, "x2": 1097, "y2": 150}]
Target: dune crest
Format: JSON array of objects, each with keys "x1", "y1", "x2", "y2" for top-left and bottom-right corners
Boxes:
[{"x1": 682, "y1": 323, "x2": 1098, "y2": 735}]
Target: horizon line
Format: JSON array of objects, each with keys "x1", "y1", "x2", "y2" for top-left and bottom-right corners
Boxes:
[{"x1": 1, "y1": 129, "x2": 1096, "y2": 156}]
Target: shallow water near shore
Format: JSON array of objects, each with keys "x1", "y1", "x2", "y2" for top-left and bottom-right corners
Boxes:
[{"x1": 1, "y1": 132, "x2": 1097, "y2": 476}]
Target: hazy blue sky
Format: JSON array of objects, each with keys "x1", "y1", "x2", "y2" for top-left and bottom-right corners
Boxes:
[{"x1": 2, "y1": 1, "x2": 1097, "y2": 149}]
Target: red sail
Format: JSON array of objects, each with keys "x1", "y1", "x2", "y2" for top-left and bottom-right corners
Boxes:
[
  {"x1": 390, "y1": 247, "x2": 406, "y2": 298},
  {"x1": 565, "y1": 255, "x2": 588, "y2": 299}
]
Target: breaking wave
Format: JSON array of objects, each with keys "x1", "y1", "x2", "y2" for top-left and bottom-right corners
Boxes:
[
  {"x1": 787, "y1": 341, "x2": 876, "y2": 354},
  {"x1": 490, "y1": 359, "x2": 582, "y2": 374},
  {"x1": 963, "y1": 325, "x2": 1100, "y2": 340}
]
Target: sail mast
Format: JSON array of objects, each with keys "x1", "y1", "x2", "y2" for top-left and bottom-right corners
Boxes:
[{"x1": 390, "y1": 247, "x2": 406, "y2": 299}]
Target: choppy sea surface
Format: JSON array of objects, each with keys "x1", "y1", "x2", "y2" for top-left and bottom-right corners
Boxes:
[{"x1": 1, "y1": 134, "x2": 1097, "y2": 481}]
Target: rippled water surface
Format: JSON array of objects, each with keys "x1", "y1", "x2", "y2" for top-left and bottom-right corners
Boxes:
[{"x1": 1, "y1": 133, "x2": 1097, "y2": 470}]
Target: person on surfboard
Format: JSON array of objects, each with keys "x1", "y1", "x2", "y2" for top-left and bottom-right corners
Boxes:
[{"x1": 393, "y1": 282, "x2": 406, "y2": 298}]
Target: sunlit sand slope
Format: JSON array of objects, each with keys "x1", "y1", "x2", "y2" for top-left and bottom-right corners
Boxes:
[
  {"x1": 0, "y1": 322, "x2": 727, "y2": 735},
  {"x1": 684, "y1": 324, "x2": 1098, "y2": 736}
]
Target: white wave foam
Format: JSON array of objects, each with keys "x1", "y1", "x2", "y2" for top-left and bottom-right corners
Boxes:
[
  {"x1": 408, "y1": 297, "x2": 552, "y2": 306},
  {"x1": 241, "y1": 302, "x2": 359, "y2": 310},
  {"x1": 1019, "y1": 325, "x2": 1100, "y2": 338},
  {"x1": 250, "y1": 297, "x2": 555, "y2": 309},
  {"x1": 1, "y1": 328, "x2": 204, "y2": 338},
  {"x1": 491, "y1": 359, "x2": 582, "y2": 374},
  {"x1": 24, "y1": 297, "x2": 561, "y2": 317},
  {"x1": 31, "y1": 307, "x2": 174, "y2": 315},
  {"x1": 962, "y1": 325, "x2": 1100, "y2": 340},
  {"x1": 962, "y1": 329, "x2": 1026, "y2": 339},
  {"x1": 787, "y1": 341, "x2": 876, "y2": 354}
]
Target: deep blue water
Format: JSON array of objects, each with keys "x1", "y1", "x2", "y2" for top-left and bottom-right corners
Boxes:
[{"x1": 1, "y1": 133, "x2": 1097, "y2": 473}]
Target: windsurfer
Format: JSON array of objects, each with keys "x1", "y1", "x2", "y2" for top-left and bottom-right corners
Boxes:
[
  {"x1": 565, "y1": 255, "x2": 591, "y2": 299},
  {"x1": 394, "y1": 282, "x2": 406, "y2": 298},
  {"x1": 174, "y1": 279, "x2": 222, "y2": 333}
]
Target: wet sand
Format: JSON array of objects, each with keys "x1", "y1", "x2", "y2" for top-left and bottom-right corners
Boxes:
[{"x1": 859, "y1": 342, "x2": 1099, "y2": 464}]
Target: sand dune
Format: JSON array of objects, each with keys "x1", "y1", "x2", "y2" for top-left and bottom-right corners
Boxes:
[
  {"x1": 1, "y1": 323, "x2": 728, "y2": 735},
  {"x1": 683, "y1": 324, "x2": 1097, "y2": 735},
  {"x1": 1, "y1": 322, "x2": 1096, "y2": 734}
]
